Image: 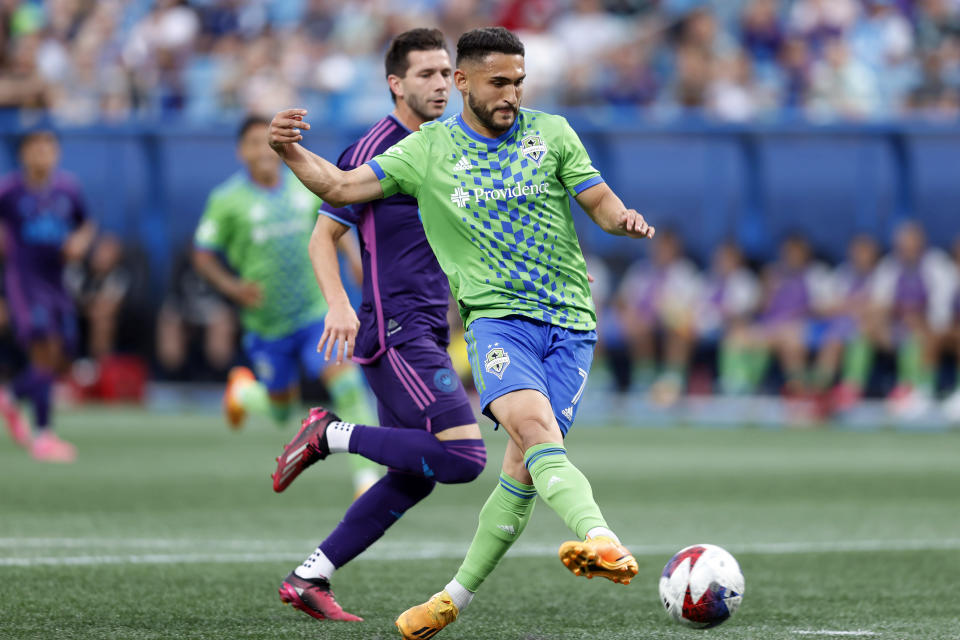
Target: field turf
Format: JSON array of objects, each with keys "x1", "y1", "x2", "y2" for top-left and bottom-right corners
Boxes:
[{"x1": 1, "y1": 407, "x2": 958, "y2": 639}]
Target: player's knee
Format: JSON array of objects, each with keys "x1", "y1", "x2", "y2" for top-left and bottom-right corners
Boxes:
[
  {"x1": 385, "y1": 470, "x2": 437, "y2": 502},
  {"x1": 512, "y1": 415, "x2": 557, "y2": 452},
  {"x1": 433, "y1": 439, "x2": 486, "y2": 484}
]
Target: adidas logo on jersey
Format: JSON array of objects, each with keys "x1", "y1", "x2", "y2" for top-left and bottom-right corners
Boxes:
[
  {"x1": 387, "y1": 318, "x2": 402, "y2": 336},
  {"x1": 497, "y1": 524, "x2": 516, "y2": 535},
  {"x1": 453, "y1": 156, "x2": 471, "y2": 172},
  {"x1": 562, "y1": 407, "x2": 573, "y2": 420}
]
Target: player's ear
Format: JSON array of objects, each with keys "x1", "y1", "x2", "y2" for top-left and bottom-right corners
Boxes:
[
  {"x1": 454, "y1": 68, "x2": 468, "y2": 93},
  {"x1": 387, "y1": 74, "x2": 403, "y2": 102}
]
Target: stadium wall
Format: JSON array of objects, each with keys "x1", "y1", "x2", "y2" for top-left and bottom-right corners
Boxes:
[{"x1": 2, "y1": 119, "x2": 958, "y2": 293}]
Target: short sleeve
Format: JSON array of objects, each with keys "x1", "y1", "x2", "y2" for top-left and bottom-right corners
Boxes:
[
  {"x1": 194, "y1": 192, "x2": 230, "y2": 252},
  {"x1": 366, "y1": 130, "x2": 429, "y2": 198},
  {"x1": 556, "y1": 117, "x2": 603, "y2": 196}
]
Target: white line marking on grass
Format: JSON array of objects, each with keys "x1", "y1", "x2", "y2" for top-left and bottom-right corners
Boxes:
[
  {"x1": 793, "y1": 631, "x2": 877, "y2": 637},
  {"x1": 1, "y1": 538, "x2": 959, "y2": 567}
]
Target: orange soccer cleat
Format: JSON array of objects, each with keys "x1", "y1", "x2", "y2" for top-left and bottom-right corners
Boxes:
[
  {"x1": 223, "y1": 366, "x2": 256, "y2": 429},
  {"x1": 395, "y1": 590, "x2": 459, "y2": 640},
  {"x1": 558, "y1": 536, "x2": 639, "y2": 585}
]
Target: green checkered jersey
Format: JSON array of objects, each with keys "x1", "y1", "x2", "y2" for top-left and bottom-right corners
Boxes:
[
  {"x1": 194, "y1": 170, "x2": 326, "y2": 338},
  {"x1": 367, "y1": 109, "x2": 602, "y2": 331}
]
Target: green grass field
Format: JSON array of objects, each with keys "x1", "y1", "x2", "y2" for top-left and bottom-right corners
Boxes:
[{"x1": 1, "y1": 407, "x2": 958, "y2": 640}]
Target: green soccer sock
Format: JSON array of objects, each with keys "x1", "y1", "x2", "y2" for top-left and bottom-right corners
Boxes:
[
  {"x1": 842, "y1": 336, "x2": 873, "y2": 389},
  {"x1": 268, "y1": 400, "x2": 293, "y2": 425},
  {"x1": 524, "y1": 443, "x2": 608, "y2": 540},
  {"x1": 326, "y1": 367, "x2": 381, "y2": 480},
  {"x1": 237, "y1": 380, "x2": 271, "y2": 416},
  {"x1": 453, "y1": 472, "x2": 537, "y2": 592},
  {"x1": 719, "y1": 343, "x2": 749, "y2": 394},
  {"x1": 897, "y1": 334, "x2": 933, "y2": 392},
  {"x1": 328, "y1": 366, "x2": 377, "y2": 425},
  {"x1": 745, "y1": 348, "x2": 770, "y2": 391}
]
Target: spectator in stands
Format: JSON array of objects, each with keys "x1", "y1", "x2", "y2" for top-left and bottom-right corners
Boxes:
[
  {"x1": 777, "y1": 35, "x2": 814, "y2": 110},
  {"x1": 0, "y1": 31, "x2": 49, "y2": 109},
  {"x1": 812, "y1": 234, "x2": 882, "y2": 412},
  {"x1": 808, "y1": 36, "x2": 881, "y2": 119},
  {"x1": 914, "y1": 0, "x2": 960, "y2": 54},
  {"x1": 66, "y1": 233, "x2": 149, "y2": 359},
  {"x1": 788, "y1": 0, "x2": 861, "y2": 54},
  {"x1": 156, "y1": 246, "x2": 237, "y2": 380},
  {"x1": 871, "y1": 221, "x2": 957, "y2": 417},
  {"x1": 695, "y1": 242, "x2": 760, "y2": 394},
  {"x1": 740, "y1": 0, "x2": 784, "y2": 64},
  {"x1": 722, "y1": 234, "x2": 832, "y2": 396},
  {"x1": 122, "y1": 0, "x2": 200, "y2": 114},
  {"x1": 617, "y1": 229, "x2": 701, "y2": 405}
]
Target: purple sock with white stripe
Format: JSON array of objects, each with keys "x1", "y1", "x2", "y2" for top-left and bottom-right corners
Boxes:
[{"x1": 344, "y1": 426, "x2": 486, "y2": 484}]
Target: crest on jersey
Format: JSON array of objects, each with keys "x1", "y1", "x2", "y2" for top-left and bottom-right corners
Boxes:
[
  {"x1": 484, "y1": 344, "x2": 511, "y2": 380},
  {"x1": 520, "y1": 134, "x2": 547, "y2": 165}
]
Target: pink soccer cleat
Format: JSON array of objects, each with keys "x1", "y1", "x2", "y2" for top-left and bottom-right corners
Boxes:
[
  {"x1": 271, "y1": 407, "x2": 338, "y2": 492},
  {"x1": 31, "y1": 431, "x2": 76, "y2": 463},
  {"x1": 278, "y1": 572, "x2": 362, "y2": 622},
  {"x1": 0, "y1": 388, "x2": 30, "y2": 448}
]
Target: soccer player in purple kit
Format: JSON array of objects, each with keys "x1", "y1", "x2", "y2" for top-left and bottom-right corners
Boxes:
[
  {"x1": 269, "y1": 28, "x2": 486, "y2": 623},
  {"x1": 0, "y1": 130, "x2": 95, "y2": 462}
]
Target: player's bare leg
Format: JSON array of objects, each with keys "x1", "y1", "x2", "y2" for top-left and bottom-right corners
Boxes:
[{"x1": 490, "y1": 389, "x2": 637, "y2": 584}]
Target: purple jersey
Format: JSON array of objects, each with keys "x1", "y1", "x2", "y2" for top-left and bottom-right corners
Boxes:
[
  {"x1": 762, "y1": 267, "x2": 810, "y2": 322},
  {"x1": 320, "y1": 115, "x2": 450, "y2": 362},
  {"x1": 0, "y1": 171, "x2": 86, "y2": 343},
  {"x1": 893, "y1": 267, "x2": 928, "y2": 316}
]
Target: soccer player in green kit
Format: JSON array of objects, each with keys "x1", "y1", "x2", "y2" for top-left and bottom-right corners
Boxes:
[
  {"x1": 268, "y1": 27, "x2": 655, "y2": 638},
  {"x1": 193, "y1": 116, "x2": 378, "y2": 495}
]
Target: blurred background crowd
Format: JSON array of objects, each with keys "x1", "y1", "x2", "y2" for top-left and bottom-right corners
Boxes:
[
  {"x1": 2, "y1": 0, "x2": 960, "y2": 423},
  {"x1": 1, "y1": 0, "x2": 960, "y2": 125}
]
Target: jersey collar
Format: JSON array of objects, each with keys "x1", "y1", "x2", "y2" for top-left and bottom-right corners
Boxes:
[
  {"x1": 455, "y1": 112, "x2": 519, "y2": 147},
  {"x1": 243, "y1": 169, "x2": 284, "y2": 194},
  {"x1": 387, "y1": 113, "x2": 413, "y2": 133}
]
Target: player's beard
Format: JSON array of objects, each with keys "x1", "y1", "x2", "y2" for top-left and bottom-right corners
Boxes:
[{"x1": 468, "y1": 92, "x2": 518, "y2": 134}]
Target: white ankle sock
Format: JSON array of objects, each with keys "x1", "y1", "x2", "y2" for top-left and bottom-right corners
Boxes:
[
  {"x1": 326, "y1": 421, "x2": 355, "y2": 453},
  {"x1": 586, "y1": 527, "x2": 620, "y2": 544},
  {"x1": 444, "y1": 578, "x2": 475, "y2": 612},
  {"x1": 294, "y1": 547, "x2": 336, "y2": 581}
]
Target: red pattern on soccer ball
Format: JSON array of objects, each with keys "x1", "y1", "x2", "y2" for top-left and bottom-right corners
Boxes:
[{"x1": 661, "y1": 545, "x2": 707, "y2": 578}]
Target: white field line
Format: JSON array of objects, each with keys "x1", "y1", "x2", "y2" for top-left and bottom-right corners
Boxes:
[
  {"x1": 793, "y1": 632, "x2": 878, "y2": 637},
  {"x1": 1, "y1": 538, "x2": 959, "y2": 567}
]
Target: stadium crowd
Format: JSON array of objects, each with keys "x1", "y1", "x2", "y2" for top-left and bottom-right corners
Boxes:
[{"x1": 0, "y1": 0, "x2": 960, "y2": 124}]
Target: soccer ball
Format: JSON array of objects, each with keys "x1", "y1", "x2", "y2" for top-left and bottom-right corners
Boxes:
[{"x1": 658, "y1": 544, "x2": 744, "y2": 628}]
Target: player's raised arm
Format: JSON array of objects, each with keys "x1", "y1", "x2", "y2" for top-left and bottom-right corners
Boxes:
[
  {"x1": 268, "y1": 109, "x2": 383, "y2": 208},
  {"x1": 575, "y1": 181, "x2": 655, "y2": 240}
]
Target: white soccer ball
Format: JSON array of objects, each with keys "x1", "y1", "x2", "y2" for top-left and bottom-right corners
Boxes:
[{"x1": 658, "y1": 544, "x2": 744, "y2": 628}]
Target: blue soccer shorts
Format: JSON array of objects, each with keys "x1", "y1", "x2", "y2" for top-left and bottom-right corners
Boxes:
[
  {"x1": 242, "y1": 319, "x2": 330, "y2": 393},
  {"x1": 464, "y1": 315, "x2": 596, "y2": 436}
]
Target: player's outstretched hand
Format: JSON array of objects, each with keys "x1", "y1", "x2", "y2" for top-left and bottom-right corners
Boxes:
[
  {"x1": 317, "y1": 302, "x2": 360, "y2": 364},
  {"x1": 231, "y1": 280, "x2": 263, "y2": 308},
  {"x1": 618, "y1": 209, "x2": 655, "y2": 239},
  {"x1": 269, "y1": 109, "x2": 311, "y2": 152}
]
